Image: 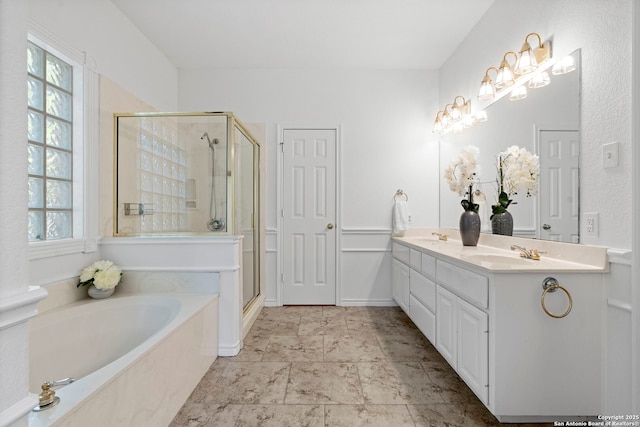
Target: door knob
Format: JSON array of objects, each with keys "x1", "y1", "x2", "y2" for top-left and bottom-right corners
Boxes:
[
  {"x1": 543, "y1": 224, "x2": 551, "y2": 230},
  {"x1": 327, "y1": 223, "x2": 334, "y2": 230}
]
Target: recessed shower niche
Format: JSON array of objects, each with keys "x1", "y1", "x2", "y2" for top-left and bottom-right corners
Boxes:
[{"x1": 114, "y1": 112, "x2": 262, "y2": 309}]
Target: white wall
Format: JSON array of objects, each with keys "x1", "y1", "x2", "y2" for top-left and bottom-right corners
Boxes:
[
  {"x1": 438, "y1": 0, "x2": 635, "y2": 413},
  {"x1": 28, "y1": 0, "x2": 178, "y2": 111},
  {"x1": 178, "y1": 68, "x2": 440, "y2": 304}
]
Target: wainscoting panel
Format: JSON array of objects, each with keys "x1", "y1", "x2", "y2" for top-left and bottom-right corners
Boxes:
[
  {"x1": 605, "y1": 248, "x2": 633, "y2": 414},
  {"x1": 339, "y1": 228, "x2": 393, "y2": 305},
  {"x1": 265, "y1": 228, "x2": 278, "y2": 306}
]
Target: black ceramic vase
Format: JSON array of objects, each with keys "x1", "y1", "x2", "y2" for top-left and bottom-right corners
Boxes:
[
  {"x1": 491, "y1": 211, "x2": 513, "y2": 236},
  {"x1": 459, "y1": 210, "x2": 481, "y2": 246}
]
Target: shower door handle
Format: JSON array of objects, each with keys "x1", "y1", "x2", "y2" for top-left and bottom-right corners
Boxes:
[{"x1": 327, "y1": 223, "x2": 334, "y2": 230}]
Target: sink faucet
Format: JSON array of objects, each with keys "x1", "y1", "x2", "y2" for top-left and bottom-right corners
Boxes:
[
  {"x1": 432, "y1": 232, "x2": 448, "y2": 241},
  {"x1": 510, "y1": 245, "x2": 541, "y2": 260}
]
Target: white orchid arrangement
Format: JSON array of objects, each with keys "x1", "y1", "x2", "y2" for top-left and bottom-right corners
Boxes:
[
  {"x1": 491, "y1": 145, "x2": 540, "y2": 218},
  {"x1": 444, "y1": 145, "x2": 481, "y2": 212},
  {"x1": 78, "y1": 260, "x2": 122, "y2": 290}
]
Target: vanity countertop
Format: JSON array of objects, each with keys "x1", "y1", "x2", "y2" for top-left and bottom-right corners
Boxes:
[{"x1": 392, "y1": 228, "x2": 609, "y2": 273}]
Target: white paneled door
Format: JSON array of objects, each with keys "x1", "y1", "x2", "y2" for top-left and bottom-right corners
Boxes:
[
  {"x1": 538, "y1": 130, "x2": 580, "y2": 243},
  {"x1": 282, "y1": 129, "x2": 337, "y2": 305}
]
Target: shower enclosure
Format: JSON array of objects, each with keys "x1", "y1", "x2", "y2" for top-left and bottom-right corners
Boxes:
[{"x1": 113, "y1": 112, "x2": 261, "y2": 309}]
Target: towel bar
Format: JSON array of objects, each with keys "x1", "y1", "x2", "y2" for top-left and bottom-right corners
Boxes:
[{"x1": 394, "y1": 189, "x2": 409, "y2": 201}]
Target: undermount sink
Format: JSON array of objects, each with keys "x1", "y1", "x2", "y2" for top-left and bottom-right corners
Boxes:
[
  {"x1": 463, "y1": 254, "x2": 533, "y2": 265},
  {"x1": 409, "y1": 238, "x2": 443, "y2": 245}
]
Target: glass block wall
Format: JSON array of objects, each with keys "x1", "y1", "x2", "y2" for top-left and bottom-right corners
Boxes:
[{"x1": 27, "y1": 41, "x2": 74, "y2": 241}]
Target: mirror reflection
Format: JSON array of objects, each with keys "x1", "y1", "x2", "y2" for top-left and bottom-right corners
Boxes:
[{"x1": 439, "y1": 49, "x2": 581, "y2": 243}]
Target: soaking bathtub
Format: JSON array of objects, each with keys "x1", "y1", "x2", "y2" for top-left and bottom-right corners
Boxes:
[{"x1": 28, "y1": 291, "x2": 218, "y2": 427}]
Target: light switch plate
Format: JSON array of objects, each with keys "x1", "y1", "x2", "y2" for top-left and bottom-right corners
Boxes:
[{"x1": 603, "y1": 142, "x2": 619, "y2": 168}]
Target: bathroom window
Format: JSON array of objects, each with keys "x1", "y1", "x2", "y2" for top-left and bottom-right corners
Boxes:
[{"x1": 27, "y1": 37, "x2": 85, "y2": 243}]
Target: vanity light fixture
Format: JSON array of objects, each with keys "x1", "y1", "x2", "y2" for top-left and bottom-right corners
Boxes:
[
  {"x1": 432, "y1": 97, "x2": 479, "y2": 135},
  {"x1": 495, "y1": 52, "x2": 517, "y2": 89},
  {"x1": 551, "y1": 55, "x2": 576, "y2": 75},
  {"x1": 478, "y1": 67, "x2": 498, "y2": 100},
  {"x1": 451, "y1": 96, "x2": 470, "y2": 120},
  {"x1": 515, "y1": 32, "x2": 544, "y2": 74},
  {"x1": 433, "y1": 111, "x2": 443, "y2": 134},
  {"x1": 474, "y1": 110, "x2": 488, "y2": 122},
  {"x1": 441, "y1": 104, "x2": 452, "y2": 128},
  {"x1": 509, "y1": 85, "x2": 527, "y2": 100},
  {"x1": 528, "y1": 70, "x2": 551, "y2": 88}
]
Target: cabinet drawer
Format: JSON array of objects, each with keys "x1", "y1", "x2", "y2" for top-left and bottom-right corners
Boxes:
[
  {"x1": 392, "y1": 243, "x2": 410, "y2": 265},
  {"x1": 410, "y1": 294, "x2": 436, "y2": 344},
  {"x1": 410, "y1": 269, "x2": 436, "y2": 312},
  {"x1": 421, "y1": 253, "x2": 436, "y2": 279},
  {"x1": 410, "y1": 249, "x2": 422, "y2": 270},
  {"x1": 437, "y1": 260, "x2": 488, "y2": 309}
]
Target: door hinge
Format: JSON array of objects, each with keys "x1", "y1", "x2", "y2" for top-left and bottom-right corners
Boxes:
[
  {"x1": 280, "y1": 142, "x2": 284, "y2": 152},
  {"x1": 280, "y1": 273, "x2": 284, "y2": 283},
  {"x1": 281, "y1": 208, "x2": 284, "y2": 217}
]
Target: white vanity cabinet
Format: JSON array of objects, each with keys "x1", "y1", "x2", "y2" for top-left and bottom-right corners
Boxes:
[
  {"x1": 408, "y1": 251, "x2": 437, "y2": 344},
  {"x1": 435, "y1": 263, "x2": 489, "y2": 405},
  {"x1": 391, "y1": 243, "x2": 410, "y2": 312},
  {"x1": 391, "y1": 258, "x2": 410, "y2": 312},
  {"x1": 391, "y1": 236, "x2": 606, "y2": 423}
]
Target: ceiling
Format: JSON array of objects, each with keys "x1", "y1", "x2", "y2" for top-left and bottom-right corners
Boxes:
[{"x1": 111, "y1": 0, "x2": 494, "y2": 70}]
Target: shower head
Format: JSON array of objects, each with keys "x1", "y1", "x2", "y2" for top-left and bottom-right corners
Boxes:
[{"x1": 201, "y1": 132, "x2": 219, "y2": 148}]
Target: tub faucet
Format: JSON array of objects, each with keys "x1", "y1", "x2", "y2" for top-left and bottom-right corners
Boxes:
[
  {"x1": 432, "y1": 232, "x2": 448, "y2": 241},
  {"x1": 510, "y1": 245, "x2": 541, "y2": 260},
  {"x1": 32, "y1": 377, "x2": 75, "y2": 412}
]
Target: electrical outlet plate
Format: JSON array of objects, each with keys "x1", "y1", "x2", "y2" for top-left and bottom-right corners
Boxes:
[
  {"x1": 584, "y1": 212, "x2": 599, "y2": 236},
  {"x1": 603, "y1": 142, "x2": 619, "y2": 168}
]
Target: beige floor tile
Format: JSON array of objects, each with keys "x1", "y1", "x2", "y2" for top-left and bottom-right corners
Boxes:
[
  {"x1": 323, "y1": 334, "x2": 386, "y2": 362},
  {"x1": 227, "y1": 333, "x2": 270, "y2": 362},
  {"x1": 376, "y1": 330, "x2": 442, "y2": 362},
  {"x1": 324, "y1": 404, "x2": 416, "y2": 427},
  {"x1": 407, "y1": 403, "x2": 468, "y2": 427},
  {"x1": 421, "y1": 361, "x2": 479, "y2": 404},
  {"x1": 345, "y1": 317, "x2": 399, "y2": 335},
  {"x1": 357, "y1": 361, "x2": 445, "y2": 405},
  {"x1": 285, "y1": 362, "x2": 365, "y2": 404},
  {"x1": 298, "y1": 317, "x2": 348, "y2": 335},
  {"x1": 192, "y1": 361, "x2": 290, "y2": 404},
  {"x1": 249, "y1": 317, "x2": 299, "y2": 336},
  {"x1": 169, "y1": 402, "x2": 242, "y2": 427},
  {"x1": 236, "y1": 404, "x2": 324, "y2": 427},
  {"x1": 262, "y1": 335, "x2": 324, "y2": 362},
  {"x1": 173, "y1": 306, "x2": 546, "y2": 427}
]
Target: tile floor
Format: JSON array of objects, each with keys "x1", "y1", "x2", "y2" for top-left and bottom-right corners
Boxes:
[{"x1": 171, "y1": 306, "x2": 552, "y2": 426}]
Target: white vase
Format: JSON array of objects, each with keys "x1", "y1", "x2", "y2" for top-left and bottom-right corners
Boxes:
[{"x1": 87, "y1": 284, "x2": 115, "y2": 299}]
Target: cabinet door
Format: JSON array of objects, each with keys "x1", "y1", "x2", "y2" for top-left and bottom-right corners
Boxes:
[
  {"x1": 436, "y1": 286, "x2": 457, "y2": 368},
  {"x1": 457, "y1": 297, "x2": 489, "y2": 405},
  {"x1": 392, "y1": 259, "x2": 410, "y2": 312}
]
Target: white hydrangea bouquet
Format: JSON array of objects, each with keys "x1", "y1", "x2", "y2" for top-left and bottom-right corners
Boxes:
[
  {"x1": 77, "y1": 260, "x2": 122, "y2": 290},
  {"x1": 444, "y1": 145, "x2": 481, "y2": 212},
  {"x1": 491, "y1": 145, "x2": 540, "y2": 218}
]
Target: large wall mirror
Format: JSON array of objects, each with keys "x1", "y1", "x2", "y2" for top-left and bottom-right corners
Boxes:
[{"x1": 439, "y1": 49, "x2": 581, "y2": 243}]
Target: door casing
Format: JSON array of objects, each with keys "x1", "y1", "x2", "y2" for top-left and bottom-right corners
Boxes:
[{"x1": 276, "y1": 125, "x2": 342, "y2": 306}]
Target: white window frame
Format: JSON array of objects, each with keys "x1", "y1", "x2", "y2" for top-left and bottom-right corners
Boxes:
[{"x1": 27, "y1": 24, "x2": 98, "y2": 260}]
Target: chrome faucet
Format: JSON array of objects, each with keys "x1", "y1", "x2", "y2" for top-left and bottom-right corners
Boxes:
[
  {"x1": 432, "y1": 232, "x2": 448, "y2": 241},
  {"x1": 510, "y1": 245, "x2": 541, "y2": 260}
]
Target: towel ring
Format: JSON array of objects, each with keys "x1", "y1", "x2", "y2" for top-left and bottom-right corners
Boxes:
[
  {"x1": 394, "y1": 189, "x2": 408, "y2": 201},
  {"x1": 541, "y1": 277, "x2": 573, "y2": 319}
]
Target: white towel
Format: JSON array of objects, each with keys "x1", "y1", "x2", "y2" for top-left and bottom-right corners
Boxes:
[{"x1": 392, "y1": 200, "x2": 409, "y2": 236}]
